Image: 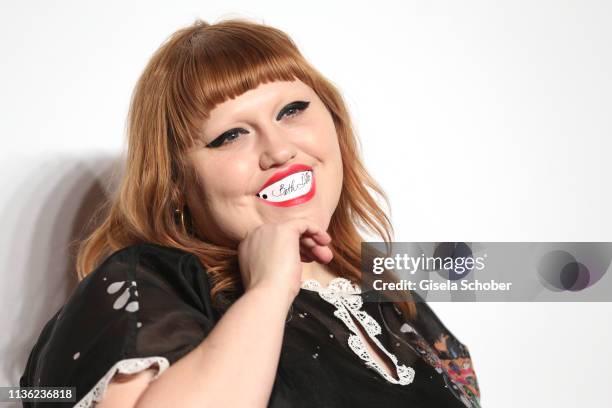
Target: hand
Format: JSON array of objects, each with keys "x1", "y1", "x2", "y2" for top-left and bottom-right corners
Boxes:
[{"x1": 237, "y1": 217, "x2": 333, "y2": 301}]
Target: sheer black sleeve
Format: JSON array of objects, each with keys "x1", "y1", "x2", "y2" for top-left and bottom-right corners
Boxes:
[{"x1": 20, "y1": 243, "x2": 217, "y2": 407}]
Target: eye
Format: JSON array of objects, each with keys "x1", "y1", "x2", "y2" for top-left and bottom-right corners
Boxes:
[
  {"x1": 206, "y1": 128, "x2": 248, "y2": 148},
  {"x1": 276, "y1": 100, "x2": 310, "y2": 121},
  {"x1": 206, "y1": 100, "x2": 311, "y2": 149}
]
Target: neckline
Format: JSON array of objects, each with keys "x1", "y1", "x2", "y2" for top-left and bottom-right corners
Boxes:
[
  {"x1": 300, "y1": 276, "x2": 362, "y2": 294},
  {"x1": 299, "y1": 276, "x2": 415, "y2": 386}
]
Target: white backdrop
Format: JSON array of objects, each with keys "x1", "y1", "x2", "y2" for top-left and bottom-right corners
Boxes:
[{"x1": 2, "y1": 1, "x2": 611, "y2": 407}]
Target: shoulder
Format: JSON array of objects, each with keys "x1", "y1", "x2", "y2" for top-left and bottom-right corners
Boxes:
[
  {"x1": 87, "y1": 242, "x2": 200, "y2": 284},
  {"x1": 78, "y1": 242, "x2": 215, "y2": 314},
  {"x1": 57, "y1": 242, "x2": 214, "y2": 331},
  {"x1": 20, "y1": 242, "x2": 217, "y2": 406}
]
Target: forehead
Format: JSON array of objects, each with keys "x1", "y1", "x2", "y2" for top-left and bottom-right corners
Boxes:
[{"x1": 205, "y1": 79, "x2": 313, "y2": 123}]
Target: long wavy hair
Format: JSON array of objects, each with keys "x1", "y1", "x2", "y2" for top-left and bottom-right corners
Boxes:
[{"x1": 73, "y1": 17, "x2": 417, "y2": 319}]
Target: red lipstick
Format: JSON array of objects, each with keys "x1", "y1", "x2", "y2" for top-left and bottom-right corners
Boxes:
[
  {"x1": 256, "y1": 163, "x2": 316, "y2": 207},
  {"x1": 258, "y1": 164, "x2": 313, "y2": 192}
]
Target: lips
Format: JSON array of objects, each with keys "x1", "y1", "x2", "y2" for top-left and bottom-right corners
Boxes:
[{"x1": 256, "y1": 164, "x2": 316, "y2": 207}]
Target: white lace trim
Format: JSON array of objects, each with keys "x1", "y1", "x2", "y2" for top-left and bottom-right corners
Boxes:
[
  {"x1": 74, "y1": 356, "x2": 170, "y2": 407},
  {"x1": 301, "y1": 277, "x2": 415, "y2": 385}
]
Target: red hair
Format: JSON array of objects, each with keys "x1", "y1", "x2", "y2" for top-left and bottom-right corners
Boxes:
[{"x1": 74, "y1": 17, "x2": 416, "y2": 319}]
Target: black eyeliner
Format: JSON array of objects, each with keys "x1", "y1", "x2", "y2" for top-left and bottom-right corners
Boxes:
[
  {"x1": 206, "y1": 100, "x2": 310, "y2": 148},
  {"x1": 206, "y1": 128, "x2": 243, "y2": 148},
  {"x1": 276, "y1": 100, "x2": 310, "y2": 121}
]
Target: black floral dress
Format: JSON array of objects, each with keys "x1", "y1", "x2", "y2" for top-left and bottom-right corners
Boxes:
[{"x1": 21, "y1": 242, "x2": 481, "y2": 407}]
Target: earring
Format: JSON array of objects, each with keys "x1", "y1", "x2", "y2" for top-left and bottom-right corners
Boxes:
[{"x1": 174, "y1": 206, "x2": 185, "y2": 231}]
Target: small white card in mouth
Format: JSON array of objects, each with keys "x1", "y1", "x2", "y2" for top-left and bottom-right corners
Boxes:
[{"x1": 257, "y1": 170, "x2": 313, "y2": 202}]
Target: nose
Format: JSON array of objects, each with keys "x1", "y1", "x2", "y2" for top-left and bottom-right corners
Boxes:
[{"x1": 258, "y1": 126, "x2": 298, "y2": 170}]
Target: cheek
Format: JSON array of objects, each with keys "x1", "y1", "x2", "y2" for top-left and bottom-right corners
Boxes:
[
  {"x1": 196, "y1": 161, "x2": 255, "y2": 218},
  {"x1": 309, "y1": 122, "x2": 343, "y2": 201},
  {"x1": 197, "y1": 160, "x2": 252, "y2": 201},
  {"x1": 192, "y1": 183, "x2": 249, "y2": 244},
  {"x1": 306, "y1": 116, "x2": 341, "y2": 161}
]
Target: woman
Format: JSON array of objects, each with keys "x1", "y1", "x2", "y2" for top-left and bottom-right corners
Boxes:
[{"x1": 20, "y1": 18, "x2": 481, "y2": 407}]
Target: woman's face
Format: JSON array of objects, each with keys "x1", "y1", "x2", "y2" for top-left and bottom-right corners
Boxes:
[{"x1": 185, "y1": 79, "x2": 343, "y2": 246}]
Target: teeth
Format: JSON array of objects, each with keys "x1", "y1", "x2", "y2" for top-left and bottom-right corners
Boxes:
[{"x1": 257, "y1": 170, "x2": 313, "y2": 202}]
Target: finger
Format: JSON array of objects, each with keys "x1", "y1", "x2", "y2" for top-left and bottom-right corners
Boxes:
[
  {"x1": 299, "y1": 240, "x2": 330, "y2": 261},
  {"x1": 300, "y1": 238, "x2": 331, "y2": 262},
  {"x1": 300, "y1": 236, "x2": 318, "y2": 249},
  {"x1": 302, "y1": 229, "x2": 331, "y2": 246},
  {"x1": 300, "y1": 243, "x2": 326, "y2": 263},
  {"x1": 288, "y1": 218, "x2": 330, "y2": 245},
  {"x1": 288, "y1": 217, "x2": 322, "y2": 236},
  {"x1": 309, "y1": 245, "x2": 334, "y2": 264}
]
